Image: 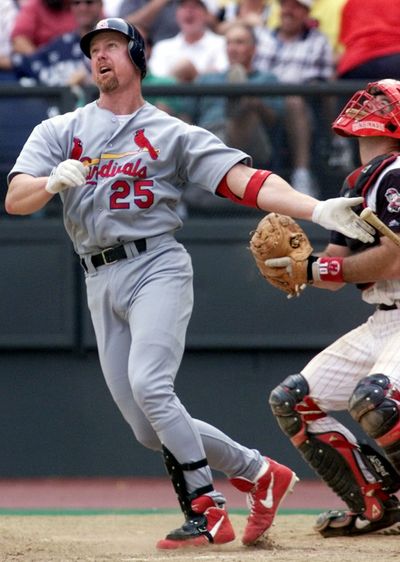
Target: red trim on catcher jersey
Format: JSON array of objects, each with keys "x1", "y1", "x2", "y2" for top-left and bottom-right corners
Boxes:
[{"x1": 216, "y1": 169, "x2": 272, "y2": 208}]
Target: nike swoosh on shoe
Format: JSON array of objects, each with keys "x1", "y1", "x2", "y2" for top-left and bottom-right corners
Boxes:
[
  {"x1": 209, "y1": 514, "x2": 225, "y2": 538},
  {"x1": 260, "y1": 473, "x2": 274, "y2": 509}
]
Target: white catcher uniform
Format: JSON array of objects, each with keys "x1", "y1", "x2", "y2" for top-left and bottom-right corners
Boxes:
[
  {"x1": 301, "y1": 154, "x2": 400, "y2": 427},
  {"x1": 9, "y1": 101, "x2": 267, "y2": 497},
  {"x1": 269, "y1": 146, "x2": 400, "y2": 536}
]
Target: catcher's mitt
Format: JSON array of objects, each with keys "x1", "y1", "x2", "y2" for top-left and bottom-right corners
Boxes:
[{"x1": 249, "y1": 213, "x2": 313, "y2": 297}]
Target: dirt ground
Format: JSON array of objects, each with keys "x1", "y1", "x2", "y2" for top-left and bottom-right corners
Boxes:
[{"x1": 0, "y1": 513, "x2": 398, "y2": 562}]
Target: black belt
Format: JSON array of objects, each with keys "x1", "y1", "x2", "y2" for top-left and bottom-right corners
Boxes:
[
  {"x1": 377, "y1": 303, "x2": 399, "y2": 311},
  {"x1": 82, "y1": 239, "x2": 147, "y2": 271}
]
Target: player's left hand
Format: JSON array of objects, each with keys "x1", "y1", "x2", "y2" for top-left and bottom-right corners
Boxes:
[{"x1": 312, "y1": 197, "x2": 375, "y2": 243}]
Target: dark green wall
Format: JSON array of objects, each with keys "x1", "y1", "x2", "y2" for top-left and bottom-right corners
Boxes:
[{"x1": 0, "y1": 216, "x2": 371, "y2": 478}]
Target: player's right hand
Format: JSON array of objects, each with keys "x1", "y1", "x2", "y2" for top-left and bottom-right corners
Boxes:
[
  {"x1": 45, "y1": 159, "x2": 88, "y2": 194},
  {"x1": 311, "y1": 196, "x2": 375, "y2": 244}
]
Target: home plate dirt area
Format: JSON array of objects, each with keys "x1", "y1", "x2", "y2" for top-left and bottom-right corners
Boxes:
[{"x1": 0, "y1": 478, "x2": 397, "y2": 561}]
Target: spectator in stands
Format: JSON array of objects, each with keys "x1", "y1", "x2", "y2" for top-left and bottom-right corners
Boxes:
[
  {"x1": 118, "y1": 0, "x2": 218, "y2": 44},
  {"x1": 267, "y1": 0, "x2": 346, "y2": 60},
  {"x1": 186, "y1": 23, "x2": 282, "y2": 165},
  {"x1": 102, "y1": 0, "x2": 124, "y2": 16},
  {"x1": 336, "y1": 0, "x2": 400, "y2": 81},
  {"x1": 118, "y1": 0, "x2": 180, "y2": 43},
  {"x1": 182, "y1": 22, "x2": 283, "y2": 211},
  {"x1": 148, "y1": 0, "x2": 228, "y2": 82},
  {"x1": 255, "y1": 0, "x2": 334, "y2": 196},
  {"x1": 11, "y1": 0, "x2": 104, "y2": 88},
  {"x1": 0, "y1": 0, "x2": 19, "y2": 81},
  {"x1": 142, "y1": 32, "x2": 184, "y2": 117},
  {"x1": 216, "y1": 0, "x2": 272, "y2": 36},
  {"x1": 11, "y1": 0, "x2": 76, "y2": 54}
]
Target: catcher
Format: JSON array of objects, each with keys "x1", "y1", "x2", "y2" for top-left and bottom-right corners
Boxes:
[{"x1": 258, "y1": 79, "x2": 400, "y2": 536}]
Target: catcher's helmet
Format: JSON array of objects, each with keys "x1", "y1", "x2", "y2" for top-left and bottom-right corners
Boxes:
[
  {"x1": 80, "y1": 18, "x2": 146, "y2": 79},
  {"x1": 332, "y1": 79, "x2": 400, "y2": 139}
]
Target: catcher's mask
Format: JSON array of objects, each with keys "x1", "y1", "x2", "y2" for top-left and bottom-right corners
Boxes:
[
  {"x1": 332, "y1": 79, "x2": 400, "y2": 139},
  {"x1": 80, "y1": 17, "x2": 147, "y2": 79}
]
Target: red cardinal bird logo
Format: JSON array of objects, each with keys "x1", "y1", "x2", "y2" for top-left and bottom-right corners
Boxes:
[
  {"x1": 134, "y1": 129, "x2": 159, "y2": 160},
  {"x1": 70, "y1": 137, "x2": 83, "y2": 160}
]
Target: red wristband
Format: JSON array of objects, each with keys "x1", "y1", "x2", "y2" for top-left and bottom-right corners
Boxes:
[{"x1": 315, "y1": 257, "x2": 344, "y2": 282}]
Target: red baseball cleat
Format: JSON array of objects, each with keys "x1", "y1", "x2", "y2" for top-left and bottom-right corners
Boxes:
[
  {"x1": 156, "y1": 495, "x2": 235, "y2": 549},
  {"x1": 230, "y1": 458, "x2": 298, "y2": 545}
]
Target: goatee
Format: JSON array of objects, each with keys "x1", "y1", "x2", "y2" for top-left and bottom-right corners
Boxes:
[{"x1": 97, "y1": 76, "x2": 119, "y2": 93}]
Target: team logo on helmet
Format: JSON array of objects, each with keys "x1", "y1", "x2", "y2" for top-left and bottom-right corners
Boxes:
[
  {"x1": 352, "y1": 121, "x2": 386, "y2": 133},
  {"x1": 96, "y1": 19, "x2": 110, "y2": 29}
]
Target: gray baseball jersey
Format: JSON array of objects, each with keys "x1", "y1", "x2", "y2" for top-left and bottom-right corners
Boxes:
[
  {"x1": 9, "y1": 101, "x2": 266, "y2": 497},
  {"x1": 9, "y1": 101, "x2": 250, "y2": 255}
]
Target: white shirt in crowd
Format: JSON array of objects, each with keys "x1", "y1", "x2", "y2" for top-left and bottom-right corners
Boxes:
[{"x1": 148, "y1": 29, "x2": 228, "y2": 78}]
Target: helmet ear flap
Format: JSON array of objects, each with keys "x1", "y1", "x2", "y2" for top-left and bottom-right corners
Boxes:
[{"x1": 127, "y1": 36, "x2": 147, "y2": 79}]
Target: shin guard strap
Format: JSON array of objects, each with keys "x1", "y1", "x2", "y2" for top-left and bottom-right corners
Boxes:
[{"x1": 162, "y1": 445, "x2": 213, "y2": 518}]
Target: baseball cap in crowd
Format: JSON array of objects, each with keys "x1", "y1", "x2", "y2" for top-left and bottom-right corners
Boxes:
[
  {"x1": 294, "y1": 0, "x2": 313, "y2": 7},
  {"x1": 177, "y1": 0, "x2": 219, "y2": 14},
  {"x1": 280, "y1": 0, "x2": 313, "y2": 7}
]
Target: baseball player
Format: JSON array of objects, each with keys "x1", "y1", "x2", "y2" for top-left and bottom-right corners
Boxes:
[
  {"x1": 269, "y1": 79, "x2": 400, "y2": 537},
  {"x1": 5, "y1": 18, "x2": 374, "y2": 549}
]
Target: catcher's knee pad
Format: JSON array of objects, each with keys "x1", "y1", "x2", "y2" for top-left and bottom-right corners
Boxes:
[
  {"x1": 269, "y1": 373, "x2": 325, "y2": 443},
  {"x1": 350, "y1": 374, "x2": 400, "y2": 472},
  {"x1": 162, "y1": 445, "x2": 214, "y2": 519}
]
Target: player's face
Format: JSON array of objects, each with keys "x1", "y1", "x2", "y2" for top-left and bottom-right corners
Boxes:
[{"x1": 89, "y1": 32, "x2": 135, "y2": 93}]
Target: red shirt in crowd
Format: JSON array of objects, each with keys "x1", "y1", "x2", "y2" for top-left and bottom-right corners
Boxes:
[
  {"x1": 337, "y1": 0, "x2": 400, "y2": 76},
  {"x1": 11, "y1": 0, "x2": 76, "y2": 50}
]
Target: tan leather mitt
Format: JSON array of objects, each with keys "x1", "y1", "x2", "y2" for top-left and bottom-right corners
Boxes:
[{"x1": 249, "y1": 213, "x2": 314, "y2": 298}]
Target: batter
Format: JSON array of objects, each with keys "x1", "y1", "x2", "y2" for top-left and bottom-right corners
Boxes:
[{"x1": 5, "y1": 18, "x2": 374, "y2": 549}]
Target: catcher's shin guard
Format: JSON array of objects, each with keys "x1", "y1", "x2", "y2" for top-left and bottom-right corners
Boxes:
[
  {"x1": 269, "y1": 374, "x2": 399, "y2": 519},
  {"x1": 350, "y1": 373, "x2": 400, "y2": 474}
]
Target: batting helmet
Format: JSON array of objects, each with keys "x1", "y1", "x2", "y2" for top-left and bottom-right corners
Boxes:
[
  {"x1": 332, "y1": 79, "x2": 400, "y2": 139},
  {"x1": 80, "y1": 18, "x2": 146, "y2": 79}
]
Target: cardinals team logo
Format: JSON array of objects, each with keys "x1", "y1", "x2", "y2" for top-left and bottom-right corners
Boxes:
[
  {"x1": 70, "y1": 137, "x2": 83, "y2": 160},
  {"x1": 385, "y1": 187, "x2": 400, "y2": 213},
  {"x1": 134, "y1": 129, "x2": 159, "y2": 160}
]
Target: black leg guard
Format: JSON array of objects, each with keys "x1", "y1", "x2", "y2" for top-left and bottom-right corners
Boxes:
[
  {"x1": 162, "y1": 445, "x2": 214, "y2": 519},
  {"x1": 350, "y1": 373, "x2": 400, "y2": 475}
]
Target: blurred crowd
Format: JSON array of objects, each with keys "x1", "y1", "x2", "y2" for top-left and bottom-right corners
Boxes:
[{"x1": 2, "y1": 0, "x2": 400, "y2": 206}]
